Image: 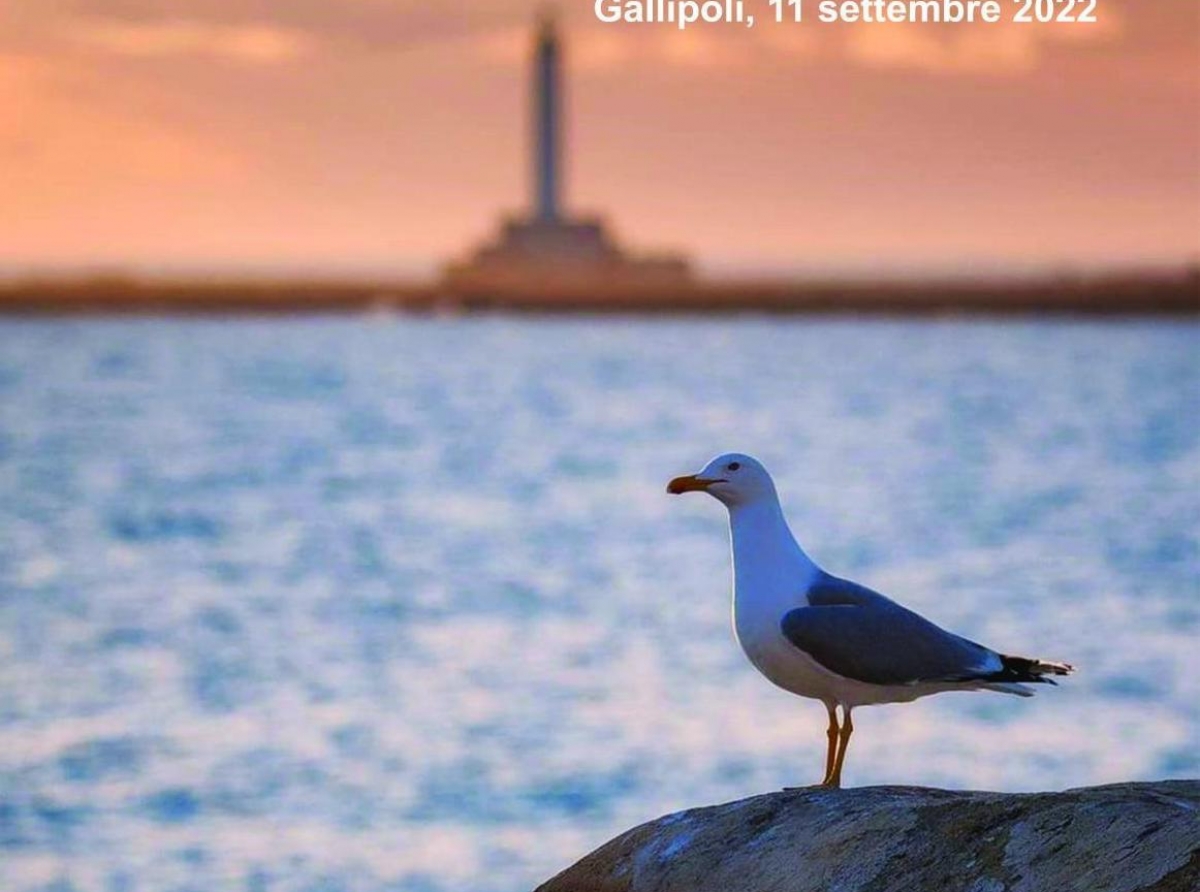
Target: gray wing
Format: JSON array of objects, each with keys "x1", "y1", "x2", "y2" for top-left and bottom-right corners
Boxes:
[
  {"x1": 782, "y1": 574, "x2": 997, "y2": 686},
  {"x1": 805, "y1": 573, "x2": 901, "y2": 609}
]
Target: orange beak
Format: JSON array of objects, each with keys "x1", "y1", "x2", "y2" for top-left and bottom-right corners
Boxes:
[{"x1": 666, "y1": 474, "x2": 724, "y2": 494}]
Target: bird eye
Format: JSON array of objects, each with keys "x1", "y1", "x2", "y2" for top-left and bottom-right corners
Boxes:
[{"x1": 727, "y1": 462, "x2": 741, "y2": 471}]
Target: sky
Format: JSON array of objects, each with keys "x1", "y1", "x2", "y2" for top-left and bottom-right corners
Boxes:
[{"x1": 1, "y1": 0, "x2": 1197, "y2": 278}]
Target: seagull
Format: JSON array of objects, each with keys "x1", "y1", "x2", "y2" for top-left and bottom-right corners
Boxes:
[{"x1": 667, "y1": 453, "x2": 1074, "y2": 788}]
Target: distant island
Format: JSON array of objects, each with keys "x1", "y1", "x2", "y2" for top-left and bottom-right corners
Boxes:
[
  {"x1": 1, "y1": 265, "x2": 1196, "y2": 316},
  {"x1": 3, "y1": 14, "x2": 1196, "y2": 318}
]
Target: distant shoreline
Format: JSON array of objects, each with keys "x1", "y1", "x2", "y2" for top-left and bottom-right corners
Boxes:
[{"x1": 1, "y1": 269, "x2": 1196, "y2": 316}]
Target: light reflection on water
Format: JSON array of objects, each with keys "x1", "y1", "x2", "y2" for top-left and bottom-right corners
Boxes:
[{"x1": 0, "y1": 317, "x2": 1197, "y2": 891}]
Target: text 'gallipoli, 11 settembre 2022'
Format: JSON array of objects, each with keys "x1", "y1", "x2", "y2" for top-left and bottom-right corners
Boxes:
[{"x1": 592, "y1": 0, "x2": 1093, "y2": 27}]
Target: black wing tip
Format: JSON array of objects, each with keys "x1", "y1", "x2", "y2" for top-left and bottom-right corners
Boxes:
[{"x1": 993, "y1": 654, "x2": 1076, "y2": 684}]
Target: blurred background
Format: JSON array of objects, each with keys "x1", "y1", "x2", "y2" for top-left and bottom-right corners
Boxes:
[
  {"x1": 1, "y1": 2, "x2": 1198, "y2": 892},
  {"x1": 2, "y1": 0, "x2": 1198, "y2": 282}
]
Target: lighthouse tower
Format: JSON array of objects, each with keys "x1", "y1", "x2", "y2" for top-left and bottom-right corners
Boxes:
[{"x1": 534, "y1": 13, "x2": 562, "y2": 223}]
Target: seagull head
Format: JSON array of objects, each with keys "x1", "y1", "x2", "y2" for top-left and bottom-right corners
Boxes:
[{"x1": 667, "y1": 453, "x2": 777, "y2": 508}]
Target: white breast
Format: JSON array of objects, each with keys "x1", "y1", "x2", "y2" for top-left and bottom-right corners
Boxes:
[
  {"x1": 734, "y1": 601, "x2": 838, "y2": 700},
  {"x1": 726, "y1": 499, "x2": 839, "y2": 700}
]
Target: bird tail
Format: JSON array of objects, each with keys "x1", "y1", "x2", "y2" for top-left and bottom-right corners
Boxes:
[{"x1": 985, "y1": 654, "x2": 1075, "y2": 686}]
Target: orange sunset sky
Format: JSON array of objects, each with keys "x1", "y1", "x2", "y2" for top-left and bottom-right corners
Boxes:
[{"x1": 2, "y1": 1, "x2": 1197, "y2": 278}]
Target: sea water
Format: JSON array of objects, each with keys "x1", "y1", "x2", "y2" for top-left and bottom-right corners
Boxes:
[{"x1": 0, "y1": 316, "x2": 1196, "y2": 891}]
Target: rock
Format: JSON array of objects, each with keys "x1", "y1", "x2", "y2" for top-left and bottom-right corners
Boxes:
[{"x1": 535, "y1": 781, "x2": 1199, "y2": 892}]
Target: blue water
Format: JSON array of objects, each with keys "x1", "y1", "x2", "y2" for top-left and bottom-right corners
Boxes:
[{"x1": 0, "y1": 317, "x2": 1197, "y2": 892}]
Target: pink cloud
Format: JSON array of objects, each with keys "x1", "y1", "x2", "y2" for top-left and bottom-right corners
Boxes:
[{"x1": 68, "y1": 19, "x2": 313, "y2": 63}]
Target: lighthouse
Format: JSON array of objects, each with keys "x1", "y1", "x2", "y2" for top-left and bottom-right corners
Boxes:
[{"x1": 444, "y1": 12, "x2": 690, "y2": 292}]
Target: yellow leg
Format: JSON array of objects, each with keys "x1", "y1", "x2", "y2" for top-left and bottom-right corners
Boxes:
[
  {"x1": 819, "y1": 703, "x2": 840, "y2": 786},
  {"x1": 827, "y1": 707, "x2": 854, "y2": 788}
]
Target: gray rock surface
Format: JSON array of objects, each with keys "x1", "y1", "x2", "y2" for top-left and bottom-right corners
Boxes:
[{"x1": 536, "y1": 781, "x2": 1199, "y2": 892}]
